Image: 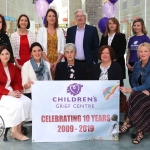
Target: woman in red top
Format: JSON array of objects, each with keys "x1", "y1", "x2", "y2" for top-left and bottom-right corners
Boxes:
[
  {"x1": 0, "y1": 45, "x2": 31, "y2": 141},
  {"x1": 11, "y1": 14, "x2": 35, "y2": 90}
]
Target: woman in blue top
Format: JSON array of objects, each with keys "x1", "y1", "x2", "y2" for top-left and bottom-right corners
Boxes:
[
  {"x1": 120, "y1": 42, "x2": 150, "y2": 144},
  {"x1": 126, "y1": 18, "x2": 150, "y2": 87}
]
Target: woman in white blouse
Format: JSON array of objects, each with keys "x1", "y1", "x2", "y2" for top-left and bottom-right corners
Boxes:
[
  {"x1": 36, "y1": 8, "x2": 65, "y2": 79},
  {"x1": 11, "y1": 14, "x2": 36, "y2": 90},
  {"x1": 22, "y1": 42, "x2": 52, "y2": 99}
]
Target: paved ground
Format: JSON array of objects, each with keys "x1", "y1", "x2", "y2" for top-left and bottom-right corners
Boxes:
[{"x1": 0, "y1": 126, "x2": 150, "y2": 150}]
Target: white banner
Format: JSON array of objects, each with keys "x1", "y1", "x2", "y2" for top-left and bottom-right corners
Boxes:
[{"x1": 32, "y1": 81, "x2": 120, "y2": 142}]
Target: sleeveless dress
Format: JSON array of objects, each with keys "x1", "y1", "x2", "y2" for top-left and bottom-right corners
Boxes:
[
  {"x1": 47, "y1": 31, "x2": 58, "y2": 80},
  {"x1": 15, "y1": 35, "x2": 30, "y2": 89}
]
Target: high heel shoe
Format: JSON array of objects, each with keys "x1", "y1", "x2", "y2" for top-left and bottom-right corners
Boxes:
[
  {"x1": 11, "y1": 132, "x2": 29, "y2": 141},
  {"x1": 132, "y1": 131, "x2": 144, "y2": 144}
]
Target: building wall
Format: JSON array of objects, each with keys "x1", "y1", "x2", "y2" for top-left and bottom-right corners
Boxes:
[
  {"x1": 0, "y1": 0, "x2": 42, "y2": 23},
  {"x1": 117, "y1": 0, "x2": 150, "y2": 37},
  {"x1": 85, "y1": 0, "x2": 102, "y2": 26},
  {"x1": 68, "y1": 0, "x2": 82, "y2": 27}
]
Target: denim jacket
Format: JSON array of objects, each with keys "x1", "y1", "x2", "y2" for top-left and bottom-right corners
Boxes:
[{"x1": 132, "y1": 59, "x2": 150, "y2": 91}]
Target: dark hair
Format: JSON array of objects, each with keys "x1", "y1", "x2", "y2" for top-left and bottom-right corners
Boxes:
[
  {"x1": 45, "y1": 9, "x2": 58, "y2": 29},
  {"x1": 132, "y1": 18, "x2": 147, "y2": 35},
  {"x1": 0, "y1": 14, "x2": 6, "y2": 33},
  {"x1": 17, "y1": 14, "x2": 30, "y2": 29},
  {"x1": 0, "y1": 45, "x2": 14, "y2": 63},
  {"x1": 104, "y1": 17, "x2": 120, "y2": 37},
  {"x1": 98, "y1": 45, "x2": 116, "y2": 61},
  {"x1": 30, "y1": 42, "x2": 44, "y2": 52}
]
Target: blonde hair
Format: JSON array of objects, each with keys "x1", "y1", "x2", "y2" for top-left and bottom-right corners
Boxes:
[
  {"x1": 104, "y1": 17, "x2": 120, "y2": 37},
  {"x1": 138, "y1": 42, "x2": 150, "y2": 54}
]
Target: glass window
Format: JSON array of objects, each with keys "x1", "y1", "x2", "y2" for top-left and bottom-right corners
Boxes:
[{"x1": 122, "y1": 1, "x2": 127, "y2": 10}]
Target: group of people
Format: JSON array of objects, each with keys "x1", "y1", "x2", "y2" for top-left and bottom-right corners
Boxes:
[{"x1": 0, "y1": 8, "x2": 150, "y2": 144}]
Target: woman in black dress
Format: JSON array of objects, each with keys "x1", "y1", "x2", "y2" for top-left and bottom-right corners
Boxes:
[
  {"x1": 55, "y1": 43, "x2": 86, "y2": 80},
  {"x1": 100, "y1": 17, "x2": 126, "y2": 79},
  {"x1": 0, "y1": 14, "x2": 14, "y2": 62}
]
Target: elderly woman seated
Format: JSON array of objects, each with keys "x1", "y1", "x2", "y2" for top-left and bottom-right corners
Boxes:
[
  {"x1": 120, "y1": 42, "x2": 150, "y2": 144},
  {"x1": 55, "y1": 43, "x2": 86, "y2": 80},
  {"x1": 22, "y1": 42, "x2": 52, "y2": 99},
  {"x1": 0, "y1": 45, "x2": 31, "y2": 141},
  {"x1": 90, "y1": 45, "x2": 123, "y2": 86}
]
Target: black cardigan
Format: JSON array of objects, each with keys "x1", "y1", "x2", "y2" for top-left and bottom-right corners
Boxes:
[
  {"x1": 55, "y1": 61, "x2": 86, "y2": 80},
  {"x1": 90, "y1": 61, "x2": 124, "y2": 86},
  {"x1": 0, "y1": 33, "x2": 14, "y2": 61},
  {"x1": 100, "y1": 33, "x2": 126, "y2": 79}
]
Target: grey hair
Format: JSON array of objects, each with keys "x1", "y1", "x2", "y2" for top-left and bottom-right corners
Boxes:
[
  {"x1": 74, "y1": 9, "x2": 87, "y2": 17},
  {"x1": 64, "y1": 43, "x2": 76, "y2": 52}
]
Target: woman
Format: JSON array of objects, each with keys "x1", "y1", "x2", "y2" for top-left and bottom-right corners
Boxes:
[
  {"x1": 22, "y1": 42, "x2": 52, "y2": 99},
  {"x1": 126, "y1": 18, "x2": 150, "y2": 87},
  {"x1": 55, "y1": 43, "x2": 86, "y2": 80},
  {"x1": 0, "y1": 14, "x2": 14, "y2": 62},
  {"x1": 0, "y1": 45, "x2": 31, "y2": 141},
  {"x1": 11, "y1": 14, "x2": 36, "y2": 90},
  {"x1": 100, "y1": 17, "x2": 126, "y2": 79},
  {"x1": 90, "y1": 45, "x2": 123, "y2": 86},
  {"x1": 36, "y1": 8, "x2": 65, "y2": 79},
  {"x1": 120, "y1": 42, "x2": 150, "y2": 144}
]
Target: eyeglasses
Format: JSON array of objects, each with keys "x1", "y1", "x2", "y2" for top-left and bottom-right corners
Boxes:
[{"x1": 75, "y1": 15, "x2": 85, "y2": 18}]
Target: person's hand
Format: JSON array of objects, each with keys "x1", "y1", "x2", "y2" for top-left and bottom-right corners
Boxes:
[
  {"x1": 120, "y1": 86, "x2": 132, "y2": 93},
  {"x1": 26, "y1": 81, "x2": 34, "y2": 89},
  {"x1": 51, "y1": 61, "x2": 58, "y2": 73},
  {"x1": 17, "y1": 65, "x2": 22, "y2": 69},
  {"x1": 126, "y1": 63, "x2": 133, "y2": 71},
  {"x1": 8, "y1": 90, "x2": 21, "y2": 98},
  {"x1": 50, "y1": 63, "x2": 54, "y2": 71},
  {"x1": 142, "y1": 90, "x2": 150, "y2": 96}
]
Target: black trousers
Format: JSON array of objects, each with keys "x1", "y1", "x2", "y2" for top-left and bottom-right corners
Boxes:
[
  {"x1": 24, "y1": 93, "x2": 32, "y2": 100},
  {"x1": 75, "y1": 59, "x2": 91, "y2": 80}
]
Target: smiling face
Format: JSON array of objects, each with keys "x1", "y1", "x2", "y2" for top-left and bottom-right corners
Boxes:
[
  {"x1": 75, "y1": 11, "x2": 86, "y2": 27},
  {"x1": 133, "y1": 22, "x2": 143, "y2": 34},
  {"x1": 65, "y1": 48, "x2": 76, "y2": 62},
  {"x1": 138, "y1": 46, "x2": 150, "y2": 62},
  {"x1": 0, "y1": 49, "x2": 10, "y2": 64},
  {"x1": 108, "y1": 19, "x2": 117, "y2": 33},
  {"x1": 47, "y1": 11, "x2": 56, "y2": 26},
  {"x1": 19, "y1": 16, "x2": 28, "y2": 29},
  {"x1": 31, "y1": 46, "x2": 43, "y2": 62},
  {"x1": 100, "y1": 48, "x2": 111, "y2": 62}
]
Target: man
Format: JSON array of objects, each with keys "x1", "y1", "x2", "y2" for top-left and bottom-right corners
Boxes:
[{"x1": 66, "y1": 9, "x2": 99, "y2": 67}]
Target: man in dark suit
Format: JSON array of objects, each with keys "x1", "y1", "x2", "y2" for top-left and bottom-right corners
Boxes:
[{"x1": 66, "y1": 9, "x2": 99, "y2": 67}]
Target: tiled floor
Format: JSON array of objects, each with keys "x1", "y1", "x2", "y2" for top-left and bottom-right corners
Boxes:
[{"x1": 0, "y1": 126, "x2": 150, "y2": 150}]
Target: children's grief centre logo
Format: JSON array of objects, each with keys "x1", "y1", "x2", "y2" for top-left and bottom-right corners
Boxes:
[
  {"x1": 67, "y1": 83, "x2": 83, "y2": 96},
  {"x1": 0, "y1": 116, "x2": 5, "y2": 137}
]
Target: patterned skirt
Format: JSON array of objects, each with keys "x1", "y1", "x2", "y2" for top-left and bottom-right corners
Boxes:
[{"x1": 125, "y1": 91, "x2": 150, "y2": 133}]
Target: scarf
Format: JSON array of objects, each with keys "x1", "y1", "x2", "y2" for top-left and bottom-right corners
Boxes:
[{"x1": 30, "y1": 57, "x2": 51, "y2": 81}]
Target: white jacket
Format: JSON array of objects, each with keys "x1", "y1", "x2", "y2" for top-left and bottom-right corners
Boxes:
[
  {"x1": 36, "y1": 26, "x2": 65, "y2": 55},
  {"x1": 22, "y1": 60, "x2": 52, "y2": 93},
  {"x1": 11, "y1": 31, "x2": 36, "y2": 59}
]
